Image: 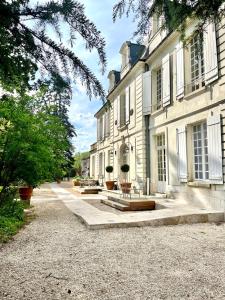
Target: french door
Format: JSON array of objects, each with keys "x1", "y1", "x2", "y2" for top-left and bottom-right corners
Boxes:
[{"x1": 157, "y1": 134, "x2": 166, "y2": 193}]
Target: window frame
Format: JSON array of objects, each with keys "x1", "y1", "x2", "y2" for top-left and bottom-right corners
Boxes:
[
  {"x1": 156, "y1": 67, "x2": 162, "y2": 110},
  {"x1": 189, "y1": 33, "x2": 205, "y2": 93},
  {"x1": 192, "y1": 121, "x2": 209, "y2": 181}
]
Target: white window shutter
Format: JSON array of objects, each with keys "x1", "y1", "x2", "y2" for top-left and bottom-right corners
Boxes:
[
  {"x1": 113, "y1": 97, "x2": 117, "y2": 125},
  {"x1": 176, "y1": 42, "x2": 184, "y2": 99},
  {"x1": 204, "y1": 22, "x2": 218, "y2": 85},
  {"x1": 97, "y1": 118, "x2": 100, "y2": 141},
  {"x1": 106, "y1": 110, "x2": 110, "y2": 136},
  {"x1": 177, "y1": 126, "x2": 187, "y2": 182},
  {"x1": 207, "y1": 115, "x2": 223, "y2": 183},
  {"x1": 142, "y1": 70, "x2": 152, "y2": 115},
  {"x1": 102, "y1": 115, "x2": 105, "y2": 140},
  {"x1": 162, "y1": 53, "x2": 171, "y2": 107},
  {"x1": 125, "y1": 86, "x2": 130, "y2": 124},
  {"x1": 117, "y1": 96, "x2": 120, "y2": 127}
]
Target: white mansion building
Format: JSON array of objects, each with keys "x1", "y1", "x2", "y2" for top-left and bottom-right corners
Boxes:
[{"x1": 90, "y1": 17, "x2": 225, "y2": 210}]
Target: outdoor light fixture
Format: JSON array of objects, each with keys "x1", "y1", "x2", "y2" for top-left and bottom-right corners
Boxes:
[
  {"x1": 125, "y1": 142, "x2": 134, "y2": 152},
  {"x1": 115, "y1": 151, "x2": 117, "y2": 155}
]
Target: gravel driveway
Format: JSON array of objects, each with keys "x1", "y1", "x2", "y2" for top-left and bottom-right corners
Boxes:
[{"x1": 0, "y1": 185, "x2": 225, "y2": 300}]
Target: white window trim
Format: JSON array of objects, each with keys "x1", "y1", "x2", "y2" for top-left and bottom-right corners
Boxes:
[{"x1": 192, "y1": 122, "x2": 209, "y2": 182}]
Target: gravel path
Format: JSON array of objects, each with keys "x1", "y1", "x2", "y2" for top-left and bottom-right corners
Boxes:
[{"x1": 1, "y1": 185, "x2": 225, "y2": 300}]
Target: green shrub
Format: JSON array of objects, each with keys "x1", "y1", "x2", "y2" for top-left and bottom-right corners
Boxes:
[
  {"x1": 121, "y1": 164, "x2": 130, "y2": 173},
  {"x1": 0, "y1": 191, "x2": 26, "y2": 243},
  {"x1": 0, "y1": 200, "x2": 24, "y2": 221},
  {"x1": 106, "y1": 166, "x2": 113, "y2": 173},
  {"x1": 0, "y1": 216, "x2": 24, "y2": 243}
]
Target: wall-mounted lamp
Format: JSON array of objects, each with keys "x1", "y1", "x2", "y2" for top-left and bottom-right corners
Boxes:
[
  {"x1": 115, "y1": 150, "x2": 117, "y2": 156},
  {"x1": 125, "y1": 142, "x2": 134, "y2": 153}
]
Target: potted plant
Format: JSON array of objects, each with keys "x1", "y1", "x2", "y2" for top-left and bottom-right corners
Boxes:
[
  {"x1": 73, "y1": 176, "x2": 82, "y2": 186},
  {"x1": 19, "y1": 186, "x2": 33, "y2": 202},
  {"x1": 120, "y1": 164, "x2": 132, "y2": 193},
  {"x1": 18, "y1": 180, "x2": 34, "y2": 204},
  {"x1": 105, "y1": 166, "x2": 114, "y2": 190}
]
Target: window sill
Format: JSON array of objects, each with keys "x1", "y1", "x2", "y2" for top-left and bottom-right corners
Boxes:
[
  {"x1": 151, "y1": 107, "x2": 164, "y2": 117},
  {"x1": 118, "y1": 124, "x2": 128, "y2": 131},
  {"x1": 184, "y1": 85, "x2": 206, "y2": 100},
  {"x1": 187, "y1": 181, "x2": 211, "y2": 189}
]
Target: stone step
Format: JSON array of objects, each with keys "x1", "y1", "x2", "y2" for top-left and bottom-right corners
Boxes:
[
  {"x1": 74, "y1": 187, "x2": 102, "y2": 194},
  {"x1": 107, "y1": 195, "x2": 156, "y2": 208},
  {"x1": 101, "y1": 197, "x2": 156, "y2": 211},
  {"x1": 100, "y1": 189, "x2": 167, "y2": 200},
  {"x1": 101, "y1": 199, "x2": 130, "y2": 211}
]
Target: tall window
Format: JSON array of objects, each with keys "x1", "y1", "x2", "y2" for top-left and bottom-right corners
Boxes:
[
  {"x1": 193, "y1": 122, "x2": 209, "y2": 180},
  {"x1": 190, "y1": 34, "x2": 205, "y2": 92},
  {"x1": 156, "y1": 67, "x2": 162, "y2": 109},
  {"x1": 157, "y1": 134, "x2": 166, "y2": 182}
]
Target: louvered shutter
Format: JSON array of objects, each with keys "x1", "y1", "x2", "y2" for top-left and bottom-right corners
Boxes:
[
  {"x1": 207, "y1": 115, "x2": 223, "y2": 183},
  {"x1": 142, "y1": 71, "x2": 152, "y2": 115},
  {"x1": 106, "y1": 110, "x2": 110, "y2": 136},
  {"x1": 204, "y1": 22, "x2": 218, "y2": 85},
  {"x1": 162, "y1": 53, "x2": 171, "y2": 107},
  {"x1": 117, "y1": 96, "x2": 120, "y2": 127},
  {"x1": 97, "y1": 118, "x2": 100, "y2": 141},
  {"x1": 176, "y1": 42, "x2": 184, "y2": 99},
  {"x1": 177, "y1": 126, "x2": 187, "y2": 182},
  {"x1": 102, "y1": 115, "x2": 105, "y2": 140},
  {"x1": 125, "y1": 86, "x2": 130, "y2": 124},
  {"x1": 96, "y1": 153, "x2": 99, "y2": 177}
]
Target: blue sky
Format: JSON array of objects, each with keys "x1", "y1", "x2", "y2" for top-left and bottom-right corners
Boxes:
[
  {"x1": 29, "y1": 0, "x2": 136, "y2": 153},
  {"x1": 67, "y1": 0, "x2": 137, "y2": 153}
]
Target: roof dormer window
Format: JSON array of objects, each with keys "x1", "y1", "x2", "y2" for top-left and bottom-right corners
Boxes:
[{"x1": 121, "y1": 51, "x2": 129, "y2": 69}]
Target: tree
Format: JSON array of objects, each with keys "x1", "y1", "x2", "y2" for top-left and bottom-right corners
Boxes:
[
  {"x1": 113, "y1": 0, "x2": 225, "y2": 40},
  {"x1": 73, "y1": 151, "x2": 90, "y2": 176},
  {"x1": 0, "y1": 0, "x2": 106, "y2": 98},
  {"x1": 0, "y1": 94, "x2": 70, "y2": 202},
  {"x1": 34, "y1": 76, "x2": 76, "y2": 178},
  {"x1": 0, "y1": 0, "x2": 107, "y2": 198}
]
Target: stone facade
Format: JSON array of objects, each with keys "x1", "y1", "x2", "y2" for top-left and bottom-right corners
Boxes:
[{"x1": 90, "y1": 18, "x2": 225, "y2": 209}]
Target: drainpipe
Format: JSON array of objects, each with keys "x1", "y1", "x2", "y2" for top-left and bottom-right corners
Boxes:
[{"x1": 145, "y1": 115, "x2": 151, "y2": 195}]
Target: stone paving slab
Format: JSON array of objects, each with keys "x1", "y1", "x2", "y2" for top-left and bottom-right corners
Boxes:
[{"x1": 49, "y1": 184, "x2": 225, "y2": 229}]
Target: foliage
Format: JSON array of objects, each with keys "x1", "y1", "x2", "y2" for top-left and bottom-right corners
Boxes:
[
  {"x1": 0, "y1": 0, "x2": 106, "y2": 98},
  {"x1": 73, "y1": 175, "x2": 83, "y2": 180},
  {"x1": 106, "y1": 166, "x2": 113, "y2": 173},
  {"x1": 34, "y1": 77, "x2": 76, "y2": 177},
  {"x1": 0, "y1": 190, "x2": 25, "y2": 243},
  {"x1": 121, "y1": 164, "x2": 130, "y2": 173},
  {"x1": 0, "y1": 94, "x2": 70, "y2": 198},
  {"x1": 73, "y1": 151, "x2": 90, "y2": 176},
  {"x1": 113, "y1": 0, "x2": 225, "y2": 40},
  {"x1": 0, "y1": 216, "x2": 24, "y2": 243}
]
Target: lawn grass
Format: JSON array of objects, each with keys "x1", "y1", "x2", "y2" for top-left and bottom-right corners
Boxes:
[
  {"x1": 0, "y1": 216, "x2": 24, "y2": 243},
  {"x1": 0, "y1": 199, "x2": 34, "y2": 244}
]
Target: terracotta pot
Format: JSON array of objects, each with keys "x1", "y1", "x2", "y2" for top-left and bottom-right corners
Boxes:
[
  {"x1": 120, "y1": 182, "x2": 132, "y2": 194},
  {"x1": 73, "y1": 180, "x2": 80, "y2": 186},
  {"x1": 106, "y1": 181, "x2": 115, "y2": 190},
  {"x1": 19, "y1": 187, "x2": 33, "y2": 202}
]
